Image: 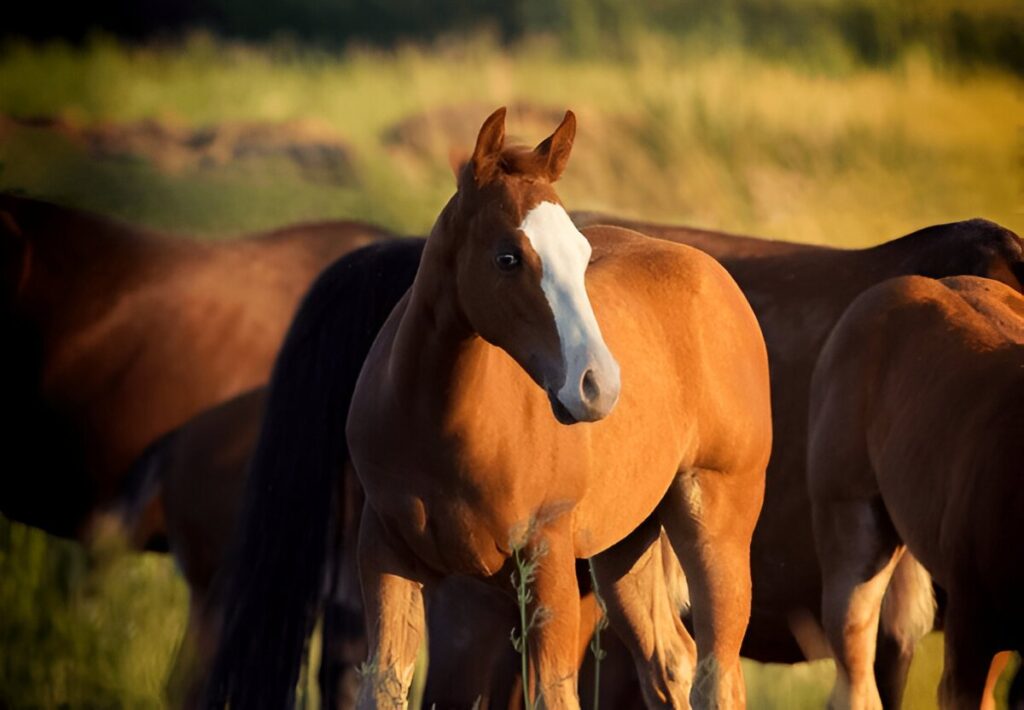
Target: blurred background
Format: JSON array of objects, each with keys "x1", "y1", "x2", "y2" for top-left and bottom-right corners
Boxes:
[{"x1": 1, "y1": 0, "x2": 1021, "y2": 707}]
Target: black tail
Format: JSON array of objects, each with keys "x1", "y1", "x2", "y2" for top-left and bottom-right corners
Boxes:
[{"x1": 204, "y1": 237, "x2": 424, "y2": 709}]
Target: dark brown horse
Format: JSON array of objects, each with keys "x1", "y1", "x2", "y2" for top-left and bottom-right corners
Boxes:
[
  {"x1": 0, "y1": 192, "x2": 394, "y2": 540},
  {"x1": 206, "y1": 108, "x2": 773, "y2": 709},
  {"x1": 111, "y1": 238, "x2": 425, "y2": 709},
  {"x1": 574, "y1": 211, "x2": 1024, "y2": 706},
  {"x1": 809, "y1": 275, "x2": 1024, "y2": 708}
]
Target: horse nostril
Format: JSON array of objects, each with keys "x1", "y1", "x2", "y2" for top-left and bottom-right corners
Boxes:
[{"x1": 581, "y1": 369, "x2": 599, "y2": 403}]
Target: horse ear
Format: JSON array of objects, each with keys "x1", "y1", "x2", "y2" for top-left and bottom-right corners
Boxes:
[
  {"x1": 533, "y1": 110, "x2": 576, "y2": 182},
  {"x1": 471, "y1": 107, "x2": 507, "y2": 185}
]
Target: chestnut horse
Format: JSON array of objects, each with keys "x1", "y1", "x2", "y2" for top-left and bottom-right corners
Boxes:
[
  {"x1": 206, "y1": 108, "x2": 772, "y2": 709},
  {"x1": 808, "y1": 275, "x2": 1024, "y2": 708},
  {"x1": 0, "y1": 193, "x2": 393, "y2": 541},
  {"x1": 574, "y1": 210, "x2": 1024, "y2": 706}
]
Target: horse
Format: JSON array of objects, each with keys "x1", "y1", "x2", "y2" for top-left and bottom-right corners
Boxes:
[
  {"x1": 205, "y1": 107, "x2": 773, "y2": 709},
  {"x1": 0, "y1": 192, "x2": 394, "y2": 541},
  {"x1": 102, "y1": 238, "x2": 425, "y2": 708},
  {"x1": 573, "y1": 210, "x2": 1024, "y2": 706},
  {"x1": 808, "y1": 275, "x2": 1024, "y2": 709}
]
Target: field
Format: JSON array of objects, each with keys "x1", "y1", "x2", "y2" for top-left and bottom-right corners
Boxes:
[{"x1": 1, "y1": 24, "x2": 1022, "y2": 708}]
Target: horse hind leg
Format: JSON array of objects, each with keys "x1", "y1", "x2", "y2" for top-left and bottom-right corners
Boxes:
[
  {"x1": 658, "y1": 465, "x2": 764, "y2": 709},
  {"x1": 938, "y1": 589, "x2": 999, "y2": 710},
  {"x1": 590, "y1": 517, "x2": 696, "y2": 709},
  {"x1": 813, "y1": 494, "x2": 904, "y2": 710}
]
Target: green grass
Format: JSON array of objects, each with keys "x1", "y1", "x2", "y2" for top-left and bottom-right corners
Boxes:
[{"x1": 0, "y1": 30, "x2": 1021, "y2": 708}]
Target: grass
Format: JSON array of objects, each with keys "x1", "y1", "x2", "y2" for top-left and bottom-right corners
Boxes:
[{"x1": 0, "y1": 29, "x2": 1021, "y2": 708}]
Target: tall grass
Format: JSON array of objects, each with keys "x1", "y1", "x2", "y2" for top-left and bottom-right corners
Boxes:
[{"x1": 0, "y1": 29, "x2": 1021, "y2": 708}]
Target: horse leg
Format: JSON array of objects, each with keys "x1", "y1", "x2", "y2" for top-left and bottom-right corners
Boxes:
[
  {"x1": 522, "y1": 521, "x2": 581, "y2": 710},
  {"x1": 322, "y1": 469, "x2": 367, "y2": 710},
  {"x1": 423, "y1": 575, "x2": 518, "y2": 709},
  {"x1": 875, "y1": 553, "x2": 935, "y2": 708},
  {"x1": 164, "y1": 587, "x2": 223, "y2": 710},
  {"x1": 658, "y1": 466, "x2": 762, "y2": 709},
  {"x1": 813, "y1": 495, "x2": 903, "y2": 710},
  {"x1": 357, "y1": 506, "x2": 426, "y2": 710},
  {"x1": 321, "y1": 599, "x2": 366, "y2": 709},
  {"x1": 939, "y1": 590, "x2": 997, "y2": 710},
  {"x1": 590, "y1": 517, "x2": 695, "y2": 708}
]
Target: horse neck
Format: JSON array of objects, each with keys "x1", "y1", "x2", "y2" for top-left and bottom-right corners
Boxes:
[{"x1": 389, "y1": 209, "x2": 488, "y2": 401}]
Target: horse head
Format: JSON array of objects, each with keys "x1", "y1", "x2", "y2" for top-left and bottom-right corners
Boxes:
[{"x1": 440, "y1": 107, "x2": 620, "y2": 424}]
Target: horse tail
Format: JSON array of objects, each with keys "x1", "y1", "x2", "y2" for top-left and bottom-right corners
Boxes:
[
  {"x1": 204, "y1": 237, "x2": 424, "y2": 709},
  {"x1": 880, "y1": 551, "x2": 936, "y2": 654}
]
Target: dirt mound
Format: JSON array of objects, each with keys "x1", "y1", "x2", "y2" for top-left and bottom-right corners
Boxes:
[{"x1": 2, "y1": 115, "x2": 356, "y2": 184}]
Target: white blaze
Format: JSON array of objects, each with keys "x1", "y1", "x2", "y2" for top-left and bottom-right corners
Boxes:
[{"x1": 518, "y1": 202, "x2": 619, "y2": 407}]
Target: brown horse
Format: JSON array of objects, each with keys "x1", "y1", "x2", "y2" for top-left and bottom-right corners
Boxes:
[
  {"x1": 105, "y1": 238, "x2": 425, "y2": 708},
  {"x1": 206, "y1": 108, "x2": 772, "y2": 709},
  {"x1": 808, "y1": 275, "x2": 1024, "y2": 709},
  {"x1": 0, "y1": 193, "x2": 393, "y2": 540},
  {"x1": 573, "y1": 210, "x2": 1024, "y2": 706}
]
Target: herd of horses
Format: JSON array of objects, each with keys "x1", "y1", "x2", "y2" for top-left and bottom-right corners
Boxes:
[{"x1": 2, "y1": 108, "x2": 1023, "y2": 710}]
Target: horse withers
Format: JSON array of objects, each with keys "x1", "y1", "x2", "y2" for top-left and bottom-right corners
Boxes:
[
  {"x1": 206, "y1": 108, "x2": 772, "y2": 710},
  {"x1": 809, "y1": 275, "x2": 1024, "y2": 708}
]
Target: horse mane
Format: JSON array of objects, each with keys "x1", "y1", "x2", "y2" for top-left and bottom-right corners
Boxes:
[{"x1": 204, "y1": 237, "x2": 425, "y2": 708}]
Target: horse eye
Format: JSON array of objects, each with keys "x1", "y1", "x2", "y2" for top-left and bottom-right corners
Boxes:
[{"x1": 495, "y1": 252, "x2": 521, "y2": 271}]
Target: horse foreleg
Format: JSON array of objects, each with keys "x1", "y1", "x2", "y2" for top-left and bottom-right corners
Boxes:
[
  {"x1": 357, "y1": 507, "x2": 426, "y2": 710},
  {"x1": 591, "y1": 517, "x2": 694, "y2": 709},
  {"x1": 659, "y1": 466, "x2": 762, "y2": 710},
  {"x1": 813, "y1": 496, "x2": 903, "y2": 710},
  {"x1": 523, "y1": 522, "x2": 581, "y2": 710}
]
